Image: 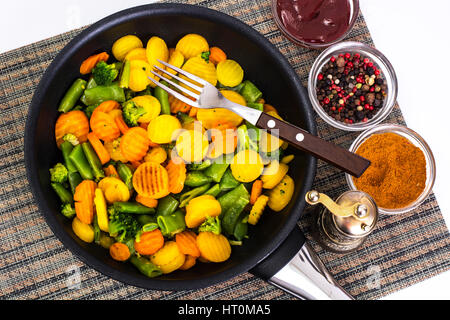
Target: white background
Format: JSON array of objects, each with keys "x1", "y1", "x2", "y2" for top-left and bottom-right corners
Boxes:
[{"x1": 1, "y1": 0, "x2": 449, "y2": 300}]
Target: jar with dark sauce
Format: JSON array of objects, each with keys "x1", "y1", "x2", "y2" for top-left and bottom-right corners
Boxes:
[{"x1": 272, "y1": 0, "x2": 359, "y2": 48}]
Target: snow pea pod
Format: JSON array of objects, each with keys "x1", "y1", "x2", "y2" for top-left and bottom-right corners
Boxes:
[
  {"x1": 80, "y1": 82, "x2": 125, "y2": 106},
  {"x1": 204, "y1": 162, "x2": 229, "y2": 183},
  {"x1": 58, "y1": 78, "x2": 87, "y2": 113},
  {"x1": 239, "y1": 80, "x2": 262, "y2": 103},
  {"x1": 184, "y1": 171, "x2": 212, "y2": 187},
  {"x1": 221, "y1": 196, "x2": 249, "y2": 236},
  {"x1": 219, "y1": 168, "x2": 240, "y2": 191},
  {"x1": 157, "y1": 210, "x2": 186, "y2": 237},
  {"x1": 179, "y1": 183, "x2": 211, "y2": 208},
  {"x1": 136, "y1": 215, "x2": 159, "y2": 232},
  {"x1": 187, "y1": 159, "x2": 212, "y2": 171},
  {"x1": 68, "y1": 144, "x2": 94, "y2": 180},
  {"x1": 130, "y1": 255, "x2": 162, "y2": 278},
  {"x1": 68, "y1": 172, "x2": 82, "y2": 195},
  {"x1": 233, "y1": 213, "x2": 249, "y2": 241},
  {"x1": 156, "y1": 195, "x2": 179, "y2": 217},
  {"x1": 218, "y1": 184, "x2": 250, "y2": 214},
  {"x1": 203, "y1": 183, "x2": 221, "y2": 197}
]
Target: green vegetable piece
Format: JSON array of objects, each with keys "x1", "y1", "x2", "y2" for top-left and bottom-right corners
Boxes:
[
  {"x1": 247, "y1": 102, "x2": 264, "y2": 111},
  {"x1": 221, "y1": 196, "x2": 249, "y2": 236},
  {"x1": 204, "y1": 158, "x2": 229, "y2": 183},
  {"x1": 200, "y1": 51, "x2": 210, "y2": 62},
  {"x1": 203, "y1": 183, "x2": 221, "y2": 197},
  {"x1": 237, "y1": 124, "x2": 258, "y2": 152},
  {"x1": 113, "y1": 202, "x2": 156, "y2": 215},
  {"x1": 184, "y1": 171, "x2": 213, "y2": 187},
  {"x1": 98, "y1": 232, "x2": 115, "y2": 250},
  {"x1": 92, "y1": 61, "x2": 120, "y2": 86},
  {"x1": 135, "y1": 86, "x2": 153, "y2": 97},
  {"x1": 233, "y1": 214, "x2": 248, "y2": 241},
  {"x1": 119, "y1": 60, "x2": 131, "y2": 89},
  {"x1": 116, "y1": 162, "x2": 133, "y2": 190},
  {"x1": 179, "y1": 183, "x2": 211, "y2": 208},
  {"x1": 58, "y1": 79, "x2": 87, "y2": 113},
  {"x1": 198, "y1": 216, "x2": 221, "y2": 235},
  {"x1": 219, "y1": 168, "x2": 240, "y2": 191},
  {"x1": 93, "y1": 214, "x2": 101, "y2": 244},
  {"x1": 217, "y1": 82, "x2": 245, "y2": 93},
  {"x1": 239, "y1": 80, "x2": 262, "y2": 103},
  {"x1": 108, "y1": 207, "x2": 140, "y2": 243},
  {"x1": 218, "y1": 184, "x2": 250, "y2": 214},
  {"x1": 157, "y1": 210, "x2": 186, "y2": 237},
  {"x1": 51, "y1": 182, "x2": 73, "y2": 204},
  {"x1": 130, "y1": 255, "x2": 162, "y2": 278},
  {"x1": 122, "y1": 100, "x2": 147, "y2": 127},
  {"x1": 154, "y1": 80, "x2": 171, "y2": 115},
  {"x1": 136, "y1": 215, "x2": 159, "y2": 233},
  {"x1": 156, "y1": 195, "x2": 179, "y2": 217},
  {"x1": 177, "y1": 111, "x2": 195, "y2": 126},
  {"x1": 68, "y1": 171, "x2": 82, "y2": 194},
  {"x1": 84, "y1": 105, "x2": 98, "y2": 119},
  {"x1": 187, "y1": 159, "x2": 212, "y2": 171},
  {"x1": 81, "y1": 142, "x2": 105, "y2": 181},
  {"x1": 49, "y1": 163, "x2": 68, "y2": 184},
  {"x1": 60, "y1": 203, "x2": 76, "y2": 219},
  {"x1": 68, "y1": 144, "x2": 94, "y2": 180},
  {"x1": 80, "y1": 82, "x2": 125, "y2": 106},
  {"x1": 86, "y1": 77, "x2": 97, "y2": 90}
]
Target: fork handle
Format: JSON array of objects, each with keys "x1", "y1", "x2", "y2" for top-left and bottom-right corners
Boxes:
[{"x1": 255, "y1": 113, "x2": 370, "y2": 177}]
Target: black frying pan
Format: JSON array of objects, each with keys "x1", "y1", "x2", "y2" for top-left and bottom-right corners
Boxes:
[{"x1": 24, "y1": 3, "x2": 344, "y2": 297}]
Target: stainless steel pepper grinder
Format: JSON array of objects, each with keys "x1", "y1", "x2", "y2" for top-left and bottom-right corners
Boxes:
[{"x1": 305, "y1": 190, "x2": 378, "y2": 253}]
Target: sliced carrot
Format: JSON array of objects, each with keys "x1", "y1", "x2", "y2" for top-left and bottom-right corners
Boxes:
[
  {"x1": 109, "y1": 242, "x2": 131, "y2": 261},
  {"x1": 55, "y1": 110, "x2": 90, "y2": 147},
  {"x1": 263, "y1": 104, "x2": 277, "y2": 113},
  {"x1": 179, "y1": 255, "x2": 196, "y2": 270},
  {"x1": 188, "y1": 107, "x2": 198, "y2": 117},
  {"x1": 134, "y1": 229, "x2": 164, "y2": 256},
  {"x1": 135, "y1": 194, "x2": 158, "y2": 208},
  {"x1": 87, "y1": 132, "x2": 111, "y2": 165},
  {"x1": 120, "y1": 127, "x2": 150, "y2": 162},
  {"x1": 74, "y1": 180, "x2": 97, "y2": 225},
  {"x1": 166, "y1": 159, "x2": 186, "y2": 194},
  {"x1": 79, "y1": 52, "x2": 109, "y2": 75},
  {"x1": 90, "y1": 109, "x2": 120, "y2": 142},
  {"x1": 96, "y1": 100, "x2": 120, "y2": 113},
  {"x1": 114, "y1": 114, "x2": 129, "y2": 135},
  {"x1": 104, "y1": 164, "x2": 119, "y2": 177},
  {"x1": 175, "y1": 230, "x2": 201, "y2": 258},
  {"x1": 250, "y1": 179, "x2": 263, "y2": 205},
  {"x1": 209, "y1": 47, "x2": 227, "y2": 65}
]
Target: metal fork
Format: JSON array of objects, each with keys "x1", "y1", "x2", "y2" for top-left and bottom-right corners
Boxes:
[{"x1": 149, "y1": 60, "x2": 370, "y2": 177}]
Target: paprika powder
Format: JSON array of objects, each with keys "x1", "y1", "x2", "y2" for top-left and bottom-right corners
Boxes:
[{"x1": 353, "y1": 132, "x2": 426, "y2": 209}]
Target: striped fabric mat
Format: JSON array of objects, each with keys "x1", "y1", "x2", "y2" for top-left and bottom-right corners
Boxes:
[{"x1": 0, "y1": 0, "x2": 449, "y2": 300}]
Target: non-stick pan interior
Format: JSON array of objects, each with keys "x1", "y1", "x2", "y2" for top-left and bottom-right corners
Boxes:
[{"x1": 26, "y1": 4, "x2": 316, "y2": 290}]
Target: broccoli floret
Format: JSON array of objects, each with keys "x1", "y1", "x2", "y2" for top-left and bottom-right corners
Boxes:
[
  {"x1": 108, "y1": 207, "x2": 140, "y2": 243},
  {"x1": 49, "y1": 163, "x2": 68, "y2": 183},
  {"x1": 92, "y1": 61, "x2": 119, "y2": 86},
  {"x1": 198, "y1": 216, "x2": 221, "y2": 235},
  {"x1": 61, "y1": 203, "x2": 76, "y2": 219},
  {"x1": 62, "y1": 133, "x2": 79, "y2": 146},
  {"x1": 84, "y1": 105, "x2": 97, "y2": 118},
  {"x1": 122, "y1": 101, "x2": 147, "y2": 127},
  {"x1": 200, "y1": 51, "x2": 210, "y2": 62}
]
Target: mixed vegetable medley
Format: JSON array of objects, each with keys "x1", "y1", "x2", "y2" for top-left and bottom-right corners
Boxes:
[{"x1": 50, "y1": 33, "x2": 296, "y2": 277}]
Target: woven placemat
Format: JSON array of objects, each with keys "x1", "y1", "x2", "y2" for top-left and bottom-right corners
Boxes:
[{"x1": 1, "y1": 0, "x2": 449, "y2": 300}]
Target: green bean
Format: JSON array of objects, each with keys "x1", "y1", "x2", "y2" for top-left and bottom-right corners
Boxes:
[
  {"x1": 179, "y1": 183, "x2": 211, "y2": 208},
  {"x1": 137, "y1": 215, "x2": 159, "y2": 232},
  {"x1": 98, "y1": 232, "x2": 115, "y2": 250},
  {"x1": 68, "y1": 172, "x2": 82, "y2": 194},
  {"x1": 221, "y1": 196, "x2": 249, "y2": 236},
  {"x1": 239, "y1": 80, "x2": 262, "y2": 103},
  {"x1": 68, "y1": 144, "x2": 94, "y2": 180},
  {"x1": 58, "y1": 79, "x2": 87, "y2": 113},
  {"x1": 247, "y1": 102, "x2": 264, "y2": 111},
  {"x1": 177, "y1": 111, "x2": 194, "y2": 127},
  {"x1": 156, "y1": 195, "x2": 179, "y2": 217},
  {"x1": 130, "y1": 255, "x2": 162, "y2": 278},
  {"x1": 157, "y1": 210, "x2": 186, "y2": 237},
  {"x1": 51, "y1": 182, "x2": 73, "y2": 204},
  {"x1": 60, "y1": 141, "x2": 77, "y2": 173},
  {"x1": 93, "y1": 215, "x2": 101, "y2": 244},
  {"x1": 204, "y1": 161, "x2": 229, "y2": 183},
  {"x1": 203, "y1": 183, "x2": 221, "y2": 197},
  {"x1": 154, "y1": 80, "x2": 170, "y2": 114},
  {"x1": 116, "y1": 162, "x2": 133, "y2": 190},
  {"x1": 81, "y1": 142, "x2": 105, "y2": 181},
  {"x1": 119, "y1": 60, "x2": 131, "y2": 89},
  {"x1": 80, "y1": 82, "x2": 125, "y2": 106},
  {"x1": 184, "y1": 171, "x2": 213, "y2": 187},
  {"x1": 218, "y1": 184, "x2": 250, "y2": 214},
  {"x1": 113, "y1": 202, "x2": 156, "y2": 215},
  {"x1": 219, "y1": 168, "x2": 240, "y2": 191}
]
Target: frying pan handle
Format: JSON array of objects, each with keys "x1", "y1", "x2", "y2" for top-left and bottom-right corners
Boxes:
[{"x1": 250, "y1": 225, "x2": 354, "y2": 300}]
